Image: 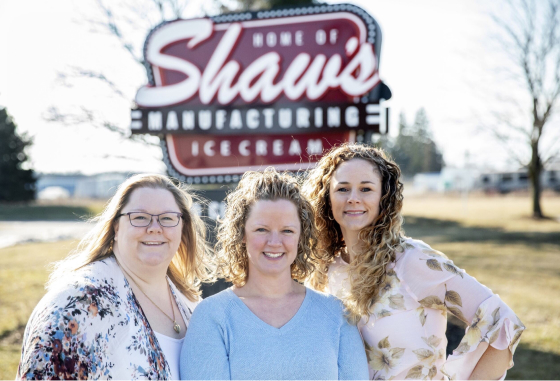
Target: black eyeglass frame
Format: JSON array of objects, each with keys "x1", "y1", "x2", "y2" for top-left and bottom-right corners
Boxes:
[{"x1": 117, "y1": 212, "x2": 183, "y2": 227}]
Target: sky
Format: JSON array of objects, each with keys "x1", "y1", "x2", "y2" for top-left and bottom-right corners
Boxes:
[{"x1": 0, "y1": 0, "x2": 556, "y2": 175}]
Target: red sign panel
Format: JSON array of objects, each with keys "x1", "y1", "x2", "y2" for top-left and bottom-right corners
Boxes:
[
  {"x1": 132, "y1": 4, "x2": 390, "y2": 182},
  {"x1": 166, "y1": 131, "x2": 355, "y2": 176}
]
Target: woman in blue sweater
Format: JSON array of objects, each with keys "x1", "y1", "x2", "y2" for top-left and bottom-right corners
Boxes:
[{"x1": 180, "y1": 168, "x2": 368, "y2": 380}]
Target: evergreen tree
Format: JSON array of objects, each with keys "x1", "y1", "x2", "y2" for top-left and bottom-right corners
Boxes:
[
  {"x1": 387, "y1": 112, "x2": 415, "y2": 176},
  {"x1": 371, "y1": 132, "x2": 391, "y2": 154},
  {"x1": 409, "y1": 108, "x2": 444, "y2": 174},
  {"x1": 387, "y1": 109, "x2": 444, "y2": 177},
  {"x1": 0, "y1": 107, "x2": 36, "y2": 201}
]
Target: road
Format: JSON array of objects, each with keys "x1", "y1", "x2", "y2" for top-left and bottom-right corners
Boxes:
[{"x1": 0, "y1": 221, "x2": 94, "y2": 249}]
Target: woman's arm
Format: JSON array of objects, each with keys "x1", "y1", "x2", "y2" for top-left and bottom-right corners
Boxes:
[
  {"x1": 469, "y1": 346, "x2": 511, "y2": 380},
  {"x1": 398, "y1": 242, "x2": 525, "y2": 380},
  {"x1": 17, "y1": 284, "x2": 119, "y2": 380},
  {"x1": 180, "y1": 301, "x2": 231, "y2": 380},
  {"x1": 337, "y1": 318, "x2": 369, "y2": 380}
]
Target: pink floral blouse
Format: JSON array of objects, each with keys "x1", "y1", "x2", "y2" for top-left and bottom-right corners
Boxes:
[{"x1": 327, "y1": 238, "x2": 525, "y2": 380}]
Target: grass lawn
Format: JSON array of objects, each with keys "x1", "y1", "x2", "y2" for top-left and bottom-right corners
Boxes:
[
  {"x1": 0, "y1": 240, "x2": 80, "y2": 378},
  {"x1": 0, "y1": 195, "x2": 559, "y2": 379},
  {"x1": 402, "y1": 193, "x2": 560, "y2": 232},
  {"x1": 401, "y1": 195, "x2": 560, "y2": 379}
]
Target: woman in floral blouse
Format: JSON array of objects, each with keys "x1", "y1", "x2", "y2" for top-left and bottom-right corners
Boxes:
[
  {"x1": 304, "y1": 144, "x2": 525, "y2": 380},
  {"x1": 17, "y1": 174, "x2": 213, "y2": 380}
]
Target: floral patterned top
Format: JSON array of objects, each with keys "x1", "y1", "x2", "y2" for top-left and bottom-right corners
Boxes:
[
  {"x1": 327, "y1": 238, "x2": 525, "y2": 380},
  {"x1": 17, "y1": 256, "x2": 198, "y2": 380}
]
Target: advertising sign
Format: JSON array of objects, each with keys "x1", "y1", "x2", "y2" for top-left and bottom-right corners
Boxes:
[{"x1": 131, "y1": 3, "x2": 391, "y2": 183}]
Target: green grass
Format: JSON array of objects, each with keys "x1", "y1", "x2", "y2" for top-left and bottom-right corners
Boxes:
[
  {"x1": 402, "y1": 193, "x2": 560, "y2": 232},
  {"x1": 402, "y1": 195, "x2": 560, "y2": 379},
  {"x1": 0, "y1": 202, "x2": 106, "y2": 221},
  {"x1": 0, "y1": 241, "x2": 79, "y2": 337},
  {"x1": 0, "y1": 344, "x2": 21, "y2": 380},
  {"x1": 0, "y1": 196, "x2": 559, "y2": 379},
  {"x1": 0, "y1": 240, "x2": 80, "y2": 378}
]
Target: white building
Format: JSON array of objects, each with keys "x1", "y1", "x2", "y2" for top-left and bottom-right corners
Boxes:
[
  {"x1": 411, "y1": 163, "x2": 560, "y2": 194},
  {"x1": 37, "y1": 173, "x2": 131, "y2": 199},
  {"x1": 74, "y1": 173, "x2": 130, "y2": 199},
  {"x1": 412, "y1": 167, "x2": 480, "y2": 193},
  {"x1": 478, "y1": 168, "x2": 559, "y2": 193}
]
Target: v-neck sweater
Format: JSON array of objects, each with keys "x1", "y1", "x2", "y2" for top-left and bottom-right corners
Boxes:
[{"x1": 180, "y1": 287, "x2": 368, "y2": 380}]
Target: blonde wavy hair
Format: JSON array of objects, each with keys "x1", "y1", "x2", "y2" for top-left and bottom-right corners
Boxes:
[
  {"x1": 303, "y1": 143, "x2": 405, "y2": 322},
  {"x1": 215, "y1": 168, "x2": 322, "y2": 287},
  {"x1": 48, "y1": 174, "x2": 214, "y2": 301}
]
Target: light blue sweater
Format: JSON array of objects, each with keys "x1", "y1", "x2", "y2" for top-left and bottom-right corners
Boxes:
[{"x1": 180, "y1": 287, "x2": 368, "y2": 380}]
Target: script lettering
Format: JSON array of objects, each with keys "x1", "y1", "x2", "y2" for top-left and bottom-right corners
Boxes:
[
  {"x1": 136, "y1": 19, "x2": 212, "y2": 107},
  {"x1": 136, "y1": 19, "x2": 380, "y2": 107}
]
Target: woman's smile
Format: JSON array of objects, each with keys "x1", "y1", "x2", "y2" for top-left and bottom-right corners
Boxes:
[
  {"x1": 343, "y1": 210, "x2": 366, "y2": 215},
  {"x1": 263, "y1": 252, "x2": 284, "y2": 259},
  {"x1": 141, "y1": 241, "x2": 166, "y2": 246}
]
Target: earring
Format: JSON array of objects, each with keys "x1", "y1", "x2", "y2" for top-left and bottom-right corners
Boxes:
[{"x1": 327, "y1": 211, "x2": 335, "y2": 221}]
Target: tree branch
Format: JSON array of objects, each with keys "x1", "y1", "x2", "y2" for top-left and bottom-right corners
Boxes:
[
  {"x1": 542, "y1": 150, "x2": 559, "y2": 166},
  {"x1": 541, "y1": 130, "x2": 560, "y2": 164},
  {"x1": 476, "y1": 119, "x2": 528, "y2": 167},
  {"x1": 54, "y1": 0, "x2": 198, "y2": 151},
  {"x1": 95, "y1": 0, "x2": 144, "y2": 65},
  {"x1": 43, "y1": 106, "x2": 161, "y2": 148},
  {"x1": 56, "y1": 67, "x2": 128, "y2": 100},
  {"x1": 489, "y1": 110, "x2": 531, "y2": 138}
]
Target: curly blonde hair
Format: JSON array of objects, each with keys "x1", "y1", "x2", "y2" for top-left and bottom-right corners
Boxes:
[
  {"x1": 48, "y1": 174, "x2": 214, "y2": 301},
  {"x1": 303, "y1": 143, "x2": 405, "y2": 322},
  {"x1": 215, "y1": 168, "x2": 322, "y2": 287}
]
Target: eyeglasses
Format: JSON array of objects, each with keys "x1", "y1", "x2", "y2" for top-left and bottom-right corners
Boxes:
[{"x1": 118, "y1": 212, "x2": 183, "y2": 227}]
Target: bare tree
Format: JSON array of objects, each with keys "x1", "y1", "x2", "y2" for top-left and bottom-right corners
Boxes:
[
  {"x1": 214, "y1": 0, "x2": 319, "y2": 13},
  {"x1": 490, "y1": 0, "x2": 560, "y2": 218},
  {"x1": 45, "y1": 0, "x2": 195, "y2": 154},
  {"x1": 53, "y1": 0, "x2": 323, "y2": 157}
]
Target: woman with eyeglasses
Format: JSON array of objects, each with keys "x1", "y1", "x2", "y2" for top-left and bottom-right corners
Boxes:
[{"x1": 17, "y1": 174, "x2": 214, "y2": 380}]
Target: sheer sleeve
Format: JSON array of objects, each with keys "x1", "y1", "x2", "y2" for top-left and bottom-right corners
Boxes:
[{"x1": 395, "y1": 240, "x2": 525, "y2": 380}]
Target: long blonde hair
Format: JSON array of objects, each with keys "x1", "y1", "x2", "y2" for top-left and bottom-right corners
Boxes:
[
  {"x1": 303, "y1": 144, "x2": 405, "y2": 322},
  {"x1": 48, "y1": 174, "x2": 214, "y2": 301},
  {"x1": 215, "y1": 168, "x2": 322, "y2": 287}
]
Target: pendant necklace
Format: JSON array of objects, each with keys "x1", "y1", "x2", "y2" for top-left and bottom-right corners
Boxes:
[{"x1": 117, "y1": 259, "x2": 181, "y2": 334}]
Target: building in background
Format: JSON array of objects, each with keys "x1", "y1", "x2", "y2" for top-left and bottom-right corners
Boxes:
[
  {"x1": 411, "y1": 161, "x2": 560, "y2": 194},
  {"x1": 478, "y1": 167, "x2": 560, "y2": 194},
  {"x1": 37, "y1": 173, "x2": 130, "y2": 199},
  {"x1": 412, "y1": 167, "x2": 480, "y2": 193}
]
